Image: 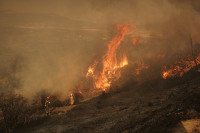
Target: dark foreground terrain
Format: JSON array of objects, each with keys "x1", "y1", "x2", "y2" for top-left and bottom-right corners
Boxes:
[{"x1": 4, "y1": 70, "x2": 200, "y2": 133}]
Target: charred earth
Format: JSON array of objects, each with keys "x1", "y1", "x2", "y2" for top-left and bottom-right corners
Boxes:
[{"x1": 2, "y1": 68, "x2": 200, "y2": 133}]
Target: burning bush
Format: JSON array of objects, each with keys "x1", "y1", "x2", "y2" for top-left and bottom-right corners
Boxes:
[{"x1": 0, "y1": 91, "x2": 30, "y2": 131}]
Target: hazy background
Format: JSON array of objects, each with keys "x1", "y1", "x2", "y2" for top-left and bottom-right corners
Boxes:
[{"x1": 0, "y1": 0, "x2": 199, "y2": 99}]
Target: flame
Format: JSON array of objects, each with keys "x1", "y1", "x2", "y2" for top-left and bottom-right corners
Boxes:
[
  {"x1": 85, "y1": 22, "x2": 139, "y2": 91},
  {"x1": 120, "y1": 53, "x2": 128, "y2": 68},
  {"x1": 86, "y1": 60, "x2": 98, "y2": 77},
  {"x1": 132, "y1": 35, "x2": 141, "y2": 47},
  {"x1": 97, "y1": 22, "x2": 137, "y2": 91},
  {"x1": 135, "y1": 62, "x2": 148, "y2": 74},
  {"x1": 162, "y1": 54, "x2": 200, "y2": 79},
  {"x1": 162, "y1": 66, "x2": 183, "y2": 79}
]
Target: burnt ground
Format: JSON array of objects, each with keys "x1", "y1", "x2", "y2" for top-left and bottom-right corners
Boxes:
[{"x1": 5, "y1": 70, "x2": 200, "y2": 133}]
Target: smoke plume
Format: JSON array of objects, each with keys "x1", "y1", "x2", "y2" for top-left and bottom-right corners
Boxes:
[{"x1": 0, "y1": 0, "x2": 199, "y2": 99}]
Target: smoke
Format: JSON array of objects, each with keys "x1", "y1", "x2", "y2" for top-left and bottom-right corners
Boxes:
[
  {"x1": 0, "y1": 12, "x2": 106, "y2": 99},
  {"x1": 150, "y1": 0, "x2": 200, "y2": 58},
  {"x1": 0, "y1": 0, "x2": 199, "y2": 99}
]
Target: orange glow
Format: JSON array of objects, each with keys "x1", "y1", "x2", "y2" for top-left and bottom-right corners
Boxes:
[
  {"x1": 162, "y1": 66, "x2": 183, "y2": 79},
  {"x1": 86, "y1": 60, "x2": 98, "y2": 77},
  {"x1": 85, "y1": 22, "x2": 139, "y2": 91},
  {"x1": 132, "y1": 35, "x2": 141, "y2": 47},
  {"x1": 162, "y1": 54, "x2": 200, "y2": 79},
  {"x1": 97, "y1": 22, "x2": 137, "y2": 91},
  {"x1": 157, "y1": 53, "x2": 166, "y2": 59},
  {"x1": 120, "y1": 53, "x2": 128, "y2": 68},
  {"x1": 135, "y1": 63, "x2": 148, "y2": 74},
  {"x1": 79, "y1": 90, "x2": 82, "y2": 94}
]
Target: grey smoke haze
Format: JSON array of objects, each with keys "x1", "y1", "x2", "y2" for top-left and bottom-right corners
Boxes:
[
  {"x1": 0, "y1": 0, "x2": 199, "y2": 99},
  {"x1": 0, "y1": 0, "x2": 199, "y2": 25}
]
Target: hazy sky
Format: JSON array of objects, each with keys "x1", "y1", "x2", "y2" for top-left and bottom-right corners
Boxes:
[{"x1": 0, "y1": 0, "x2": 199, "y2": 25}]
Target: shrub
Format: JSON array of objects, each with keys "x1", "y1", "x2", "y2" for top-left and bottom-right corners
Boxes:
[
  {"x1": 50, "y1": 92, "x2": 62, "y2": 107},
  {"x1": 0, "y1": 91, "x2": 30, "y2": 131},
  {"x1": 34, "y1": 89, "x2": 64, "y2": 108},
  {"x1": 73, "y1": 92, "x2": 84, "y2": 104}
]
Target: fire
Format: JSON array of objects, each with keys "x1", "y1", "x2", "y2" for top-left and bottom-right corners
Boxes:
[
  {"x1": 162, "y1": 54, "x2": 200, "y2": 79},
  {"x1": 132, "y1": 35, "x2": 141, "y2": 47},
  {"x1": 86, "y1": 60, "x2": 98, "y2": 77},
  {"x1": 135, "y1": 62, "x2": 149, "y2": 75},
  {"x1": 119, "y1": 53, "x2": 128, "y2": 68},
  {"x1": 85, "y1": 22, "x2": 140, "y2": 91},
  {"x1": 162, "y1": 66, "x2": 183, "y2": 79},
  {"x1": 69, "y1": 21, "x2": 200, "y2": 101},
  {"x1": 112, "y1": 53, "x2": 129, "y2": 69},
  {"x1": 80, "y1": 21, "x2": 200, "y2": 98},
  {"x1": 96, "y1": 22, "x2": 139, "y2": 91}
]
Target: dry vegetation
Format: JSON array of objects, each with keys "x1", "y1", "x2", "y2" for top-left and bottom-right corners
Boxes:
[
  {"x1": 0, "y1": 89, "x2": 84, "y2": 132},
  {"x1": 0, "y1": 91, "x2": 30, "y2": 131},
  {"x1": 0, "y1": 43, "x2": 200, "y2": 132}
]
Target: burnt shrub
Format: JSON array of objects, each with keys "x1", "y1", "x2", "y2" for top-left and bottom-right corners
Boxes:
[
  {"x1": 0, "y1": 91, "x2": 30, "y2": 131},
  {"x1": 99, "y1": 91, "x2": 108, "y2": 99},
  {"x1": 62, "y1": 98, "x2": 71, "y2": 106},
  {"x1": 50, "y1": 92, "x2": 62, "y2": 107},
  {"x1": 73, "y1": 92, "x2": 84, "y2": 104},
  {"x1": 35, "y1": 89, "x2": 50, "y2": 109},
  {"x1": 35, "y1": 89, "x2": 65, "y2": 107},
  {"x1": 34, "y1": 89, "x2": 59, "y2": 108}
]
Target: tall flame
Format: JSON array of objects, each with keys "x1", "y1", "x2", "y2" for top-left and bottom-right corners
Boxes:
[
  {"x1": 119, "y1": 53, "x2": 128, "y2": 68},
  {"x1": 86, "y1": 22, "x2": 140, "y2": 91},
  {"x1": 86, "y1": 60, "x2": 98, "y2": 77},
  {"x1": 96, "y1": 22, "x2": 138, "y2": 90}
]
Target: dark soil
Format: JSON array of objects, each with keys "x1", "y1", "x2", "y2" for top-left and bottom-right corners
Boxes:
[{"x1": 5, "y1": 70, "x2": 200, "y2": 133}]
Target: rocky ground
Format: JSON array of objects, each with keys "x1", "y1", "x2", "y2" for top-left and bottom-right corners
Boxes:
[{"x1": 4, "y1": 71, "x2": 200, "y2": 133}]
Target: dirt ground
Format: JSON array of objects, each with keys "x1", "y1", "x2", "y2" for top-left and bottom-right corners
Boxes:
[{"x1": 5, "y1": 71, "x2": 200, "y2": 133}]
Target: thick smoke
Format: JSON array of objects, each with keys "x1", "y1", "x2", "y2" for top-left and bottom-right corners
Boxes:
[{"x1": 0, "y1": 0, "x2": 199, "y2": 99}]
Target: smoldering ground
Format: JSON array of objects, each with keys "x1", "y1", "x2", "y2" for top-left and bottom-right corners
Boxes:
[{"x1": 0, "y1": 0, "x2": 199, "y2": 100}]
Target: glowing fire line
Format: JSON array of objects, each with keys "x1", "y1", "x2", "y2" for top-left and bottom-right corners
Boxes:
[{"x1": 162, "y1": 54, "x2": 200, "y2": 79}]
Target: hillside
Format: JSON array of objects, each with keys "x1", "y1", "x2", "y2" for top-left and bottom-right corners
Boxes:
[
  {"x1": 0, "y1": 10, "x2": 200, "y2": 133},
  {"x1": 3, "y1": 68, "x2": 200, "y2": 133}
]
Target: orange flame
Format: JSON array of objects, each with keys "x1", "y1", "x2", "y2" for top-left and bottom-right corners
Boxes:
[
  {"x1": 120, "y1": 53, "x2": 128, "y2": 68},
  {"x1": 132, "y1": 35, "x2": 141, "y2": 47},
  {"x1": 135, "y1": 62, "x2": 149, "y2": 74},
  {"x1": 86, "y1": 60, "x2": 98, "y2": 77},
  {"x1": 162, "y1": 66, "x2": 183, "y2": 79},
  {"x1": 162, "y1": 54, "x2": 200, "y2": 79},
  {"x1": 85, "y1": 22, "x2": 139, "y2": 91},
  {"x1": 97, "y1": 22, "x2": 137, "y2": 90}
]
